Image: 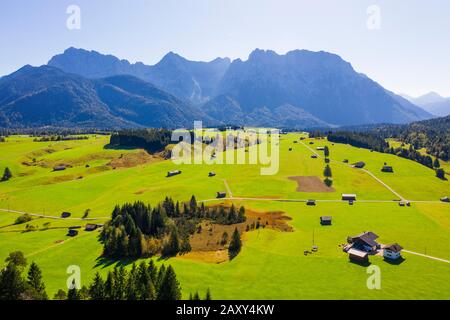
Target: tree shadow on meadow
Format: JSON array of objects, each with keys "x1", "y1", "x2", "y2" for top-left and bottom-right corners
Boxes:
[
  {"x1": 383, "y1": 257, "x2": 406, "y2": 265},
  {"x1": 94, "y1": 256, "x2": 137, "y2": 269}
]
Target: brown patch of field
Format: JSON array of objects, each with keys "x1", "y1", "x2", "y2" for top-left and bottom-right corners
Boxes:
[
  {"x1": 288, "y1": 176, "x2": 335, "y2": 192},
  {"x1": 42, "y1": 175, "x2": 77, "y2": 185},
  {"x1": 134, "y1": 189, "x2": 149, "y2": 195},
  {"x1": 178, "y1": 250, "x2": 229, "y2": 264},
  {"x1": 185, "y1": 206, "x2": 292, "y2": 263},
  {"x1": 108, "y1": 151, "x2": 162, "y2": 168}
]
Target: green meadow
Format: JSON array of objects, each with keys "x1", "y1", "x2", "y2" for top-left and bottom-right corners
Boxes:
[{"x1": 0, "y1": 133, "x2": 449, "y2": 299}]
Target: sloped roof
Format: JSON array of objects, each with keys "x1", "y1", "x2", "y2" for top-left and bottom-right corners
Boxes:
[
  {"x1": 384, "y1": 243, "x2": 403, "y2": 253},
  {"x1": 352, "y1": 231, "x2": 379, "y2": 247}
]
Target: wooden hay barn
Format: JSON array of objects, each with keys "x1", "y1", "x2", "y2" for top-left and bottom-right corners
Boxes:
[
  {"x1": 342, "y1": 194, "x2": 357, "y2": 201},
  {"x1": 306, "y1": 199, "x2": 316, "y2": 206},
  {"x1": 381, "y1": 166, "x2": 394, "y2": 173},
  {"x1": 67, "y1": 229, "x2": 78, "y2": 237},
  {"x1": 167, "y1": 170, "x2": 182, "y2": 177},
  {"x1": 348, "y1": 248, "x2": 369, "y2": 263},
  {"x1": 208, "y1": 172, "x2": 216, "y2": 177},
  {"x1": 85, "y1": 224, "x2": 98, "y2": 232},
  {"x1": 320, "y1": 216, "x2": 332, "y2": 225},
  {"x1": 216, "y1": 191, "x2": 227, "y2": 199},
  {"x1": 53, "y1": 165, "x2": 66, "y2": 172},
  {"x1": 61, "y1": 212, "x2": 71, "y2": 218},
  {"x1": 353, "y1": 161, "x2": 366, "y2": 169}
]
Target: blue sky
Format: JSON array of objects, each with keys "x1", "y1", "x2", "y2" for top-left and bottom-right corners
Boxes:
[{"x1": 1, "y1": 0, "x2": 449, "y2": 96}]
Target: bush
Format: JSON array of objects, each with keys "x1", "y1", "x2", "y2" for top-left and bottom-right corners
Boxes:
[
  {"x1": 15, "y1": 214, "x2": 32, "y2": 225},
  {"x1": 324, "y1": 178, "x2": 333, "y2": 187}
]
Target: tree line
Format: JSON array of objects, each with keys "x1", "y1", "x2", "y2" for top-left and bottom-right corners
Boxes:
[
  {"x1": 109, "y1": 129, "x2": 174, "y2": 153},
  {"x1": 326, "y1": 131, "x2": 445, "y2": 176},
  {"x1": 58, "y1": 261, "x2": 185, "y2": 300},
  {"x1": 0, "y1": 250, "x2": 189, "y2": 300},
  {"x1": 101, "y1": 196, "x2": 246, "y2": 259}
]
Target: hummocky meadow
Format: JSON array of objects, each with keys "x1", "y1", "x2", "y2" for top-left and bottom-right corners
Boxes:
[{"x1": 0, "y1": 132, "x2": 449, "y2": 299}]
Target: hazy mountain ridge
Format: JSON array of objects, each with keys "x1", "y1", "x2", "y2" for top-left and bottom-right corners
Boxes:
[
  {"x1": 0, "y1": 65, "x2": 214, "y2": 129},
  {"x1": 0, "y1": 47, "x2": 435, "y2": 129},
  {"x1": 401, "y1": 92, "x2": 450, "y2": 117},
  {"x1": 48, "y1": 48, "x2": 230, "y2": 105}
]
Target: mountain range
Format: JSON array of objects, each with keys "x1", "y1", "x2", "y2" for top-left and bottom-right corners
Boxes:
[
  {"x1": 401, "y1": 92, "x2": 450, "y2": 117},
  {"x1": 0, "y1": 47, "x2": 434, "y2": 129}
]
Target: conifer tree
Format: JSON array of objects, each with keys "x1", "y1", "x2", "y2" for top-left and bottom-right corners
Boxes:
[
  {"x1": 1, "y1": 167, "x2": 12, "y2": 182},
  {"x1": 205, "y1": 288, "x2": 212, "y2": 300},
  {"x1": 228, "y1": 228, "x2": 242, "y2": 260},
  {"x1": 157, "y1": 265, "x2": 181, "y2": 300},
  {"x1": 26, "y1": 262, "x2": 48, "y2": 300},
  {"x1": 89, "y1": 272, "x2": 105, "y2": 300}
]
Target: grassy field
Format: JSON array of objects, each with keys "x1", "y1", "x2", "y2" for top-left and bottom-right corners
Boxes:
[{"x1": 0, "y1": 133, "x2": 449, "y2": 299}]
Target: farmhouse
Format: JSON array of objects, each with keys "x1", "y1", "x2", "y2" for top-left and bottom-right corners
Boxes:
[
  {"x1": 216, "y1": 191, "x2": 227, "y2": 199},
  {"x1": 353, "y1": 162, "x2": 365, "y2": 168},
  {"x1": 167, "y1": 170, "x2": 182, "y2": 177},
  {"x1": 61, "y1": 212, "x2": 71, "y2": 218},
  {"x1": 383, "y1": 243, "x2": 403, "y2": 260},
  {"x1": 342, "y1": 194, "x2": 356, "y2": 201},
  {"x1": 348, "y1": 248, "x2": 369, "y2": 263},
  {"x1": 306, "y1": 199, "x2": 316, "y2": 206},
  {"x1": 348, "y1": 231, "x2": 380, "y2": 252},
  {"x1": 381, "y1": 166, "x2": 394, "y2": 173},
  {"x1": 208, "y1": 172, "x2": 216, "y2": 177},
  {"x1": 320, "y1": 216, "x2": 332, "y2": 225},
  {"x1": 53, "y1": 165, "x2": 66, "y2": 171}
]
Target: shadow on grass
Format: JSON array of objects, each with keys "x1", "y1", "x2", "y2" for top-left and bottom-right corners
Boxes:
[
  {"x1": 94, "y1": 256, "x2": 137, "y2": 269},
  {"x1": 349, "y1": 259, "x2": 371, "y2": 267},
  {"x1": 383, "y1": 257, "x2": 406, "y2": 265},
  {"x1": 104, "y1": 144, "x2": 138, "y2": 151}
]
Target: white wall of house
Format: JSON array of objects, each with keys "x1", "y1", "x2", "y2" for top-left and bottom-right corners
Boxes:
[{"x1": 384, "y1": 249, "x2": 401, "y2": 259}]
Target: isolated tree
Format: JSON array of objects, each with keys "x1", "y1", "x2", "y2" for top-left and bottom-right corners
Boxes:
[
  {"x1": 324, "y1": 146, "x2": 330, "y2": 158},
  {"x1": 1, "y1": 167, "x2": 12, "y2": 182},
  {"x1": 434, "y1": 158, "x2": 441, "y2": 168},
  {"x1": 324, "y1": 165, "x2": 332, "y2": 178},
  {"x1": 82, "y1": 209, "x2": 91, "y2": 219},
  {"x1": 228, "y1": 228, "x2": 242, "y2": 260},
  {"x1": 26, "y1": 262, "x2": 48, "y2": 300},
  {"x1": 89, "y1": 272, "x2": 105, "y2": 300},
  {"x1": 157, "y1": 265, "x2": 181, "y2": 300},
  {"x1": 436, "y1": 168, "x2": 446, "y2": 180},
  {"x1": 205, "y1": 288, "x2": 212, "y2": 300},
  {"x1": 324, "y1": 178, "x2": 333, "y2": 187}
]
